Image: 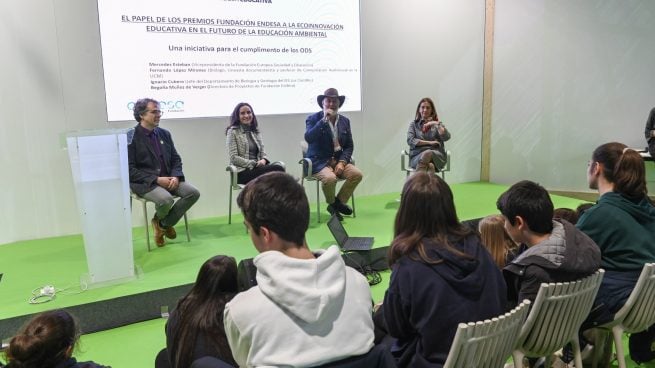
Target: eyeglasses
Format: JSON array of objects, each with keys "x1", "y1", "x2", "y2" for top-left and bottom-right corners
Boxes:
[{"x1": 147, "y1": 110, "x2": 163, "y2": 116}]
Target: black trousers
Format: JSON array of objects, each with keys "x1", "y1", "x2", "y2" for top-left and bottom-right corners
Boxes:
[{"x1": 237, "y1": 164, "x2": 285, "y2": 184}]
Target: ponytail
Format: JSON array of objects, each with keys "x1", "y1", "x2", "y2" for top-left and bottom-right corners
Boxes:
[{"x1": 593, "y1": 142, "x2": 647, "y2": 199}]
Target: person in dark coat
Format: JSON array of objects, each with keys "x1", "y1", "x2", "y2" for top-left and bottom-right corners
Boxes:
[
  {"x1": 128, "y1": 98, "x2": 200, "y2": 247},
  {"x1": 382, "y1": 172, "x2": 506, "y2": 368},
  {"x1": 496, "y1": 180, "x2": 601, "y2": 306}
]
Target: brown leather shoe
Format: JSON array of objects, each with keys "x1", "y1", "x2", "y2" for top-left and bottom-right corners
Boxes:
[
  {"x1": 151, "y1": 217, "x2": 166, "y2": 247},
  {"x1": 164, "y1": 226, "x2": 177, "y2": 239}
]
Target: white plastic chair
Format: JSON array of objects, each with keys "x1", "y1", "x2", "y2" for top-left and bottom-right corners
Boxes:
[
  {"x1": 299, "y1": 141, "x2": 355, "y2": 223},
  {"x1": 443, "y1": 300, "x2": 531, "y2": 368},
  {"x1": 512, "y1": 269, "x2": 605, "y2": 368},
  {"x1": 591, "y1": 263, "x2": 655, "y2": 368},
  {"x1": 401, "y1": 149, "x2": 451, "y2": 180},
  {"x1": 226, "y1": 162, "x2": 286, "y2": 224},
  {"x1": 226, "y1": 165, "x2": 245, "y2": 225}
]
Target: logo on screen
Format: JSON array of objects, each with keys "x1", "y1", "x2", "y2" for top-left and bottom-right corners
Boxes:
[{"x1": 126, "y1": 100, "x2": 185, "y2": 113}]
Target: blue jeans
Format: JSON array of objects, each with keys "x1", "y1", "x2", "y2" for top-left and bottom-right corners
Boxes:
[
  {"x1": 581, "y1": 270, "x2": 640, "y2": 331},
  {"x1": 141, "y1": 181, "x2": 200, "y2": 227}
]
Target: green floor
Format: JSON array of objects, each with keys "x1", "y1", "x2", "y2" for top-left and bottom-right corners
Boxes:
[{"x1": 4, "y1": 182, "x2": 645, "y2": 367}]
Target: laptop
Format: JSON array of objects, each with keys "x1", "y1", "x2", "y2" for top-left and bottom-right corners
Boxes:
[{"x1": 327, "y1": 215, "x2": 374, "y2": 251}]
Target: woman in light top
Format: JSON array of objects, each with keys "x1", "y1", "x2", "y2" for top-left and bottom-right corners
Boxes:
[
  {"x1": 406, "y1": 97, "x2": 451, "y2": 173},
  {"x1": 226, "y1": 102, "x2": 284, "y2": 184}
]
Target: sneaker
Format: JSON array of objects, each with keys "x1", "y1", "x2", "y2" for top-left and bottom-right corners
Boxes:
[
  {"x1": 164, "y1": 226, "x2": 177, "y2": 239},
  {"x1": 151, "y1": 217, "x2": 166, "y2": 247},
  {"x1": 327, "y1": 204, "x2": 343, "y2": 221},
  {"x1": 556, "y1": 342, "x2": 593, "y2": 365},
  {"x1": 334, "y1": 198, "x2": 353, "y2": 215}
]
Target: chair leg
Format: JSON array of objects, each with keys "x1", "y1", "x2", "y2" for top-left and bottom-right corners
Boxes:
[
  {"x1": 316, "y1": 181, "x2": 321, "y2": 223},
  {"x1": 228, "y1": 186, "x2": 233, "y2": 224},
  {"x1": 612, "y1": 326, "x2": 626, "y2": 368},
  {"x1": 571, "y1": 336, "x2": 584, "y2": 368},
  {"x1": 142, "y1": 200, "x2": 151, "y2": 252},
  {"x1": 183, "y1": 213, "x2": 190, "y2": 242},
  {"x1": 512, "y1": 351, "x2": 524, "y2": 368},
  {"x1": 351, "y1": 193, "x2": 356, "y2": 218}
]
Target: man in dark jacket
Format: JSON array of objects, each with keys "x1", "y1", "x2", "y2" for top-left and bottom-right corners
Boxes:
[
  {"x1": 128, "y1": 98, "x2": 200, "y2": 247},
  {"x1": 496, "y1": 180, "x2": 601, "y2": 306},
  {"x1": 304, "y1": 88, "x2": 362, "y2": 221}
]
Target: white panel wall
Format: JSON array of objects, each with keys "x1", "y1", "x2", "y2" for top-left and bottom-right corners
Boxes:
[
  {"x1": 491, "y1": 0, "x2": 655, "y2": 190},
  {"x1": 0, "y1": 0, "x2": 485, "y2": 245}
]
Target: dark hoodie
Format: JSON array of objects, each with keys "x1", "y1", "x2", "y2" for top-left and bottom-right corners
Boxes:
[
  {"x1": 383, "y1": 235, "x2": 506, "y2": 368},
  {"x1": 503, "y1": 219, "x2": 601, "y2": 306},
  {"x1": 577, "y1": 192, "x2": 655, "y2": 271}
]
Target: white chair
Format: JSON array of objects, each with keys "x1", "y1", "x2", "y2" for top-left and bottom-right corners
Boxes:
[
  {"x1": 131, "y1": 193, "x2": 190, "y2": 251},
  {"x1": 226, "y1": 165, "x2": 245, "y2": 225},
  {"x1": 401, "y1": 149, "x2": 451, "y2": 180},
  {"x1": 443, "y1": 300, "x2": 531, "y2": 368},
  {"x1": 300, "y1": 142, "x2": 355, "y2": 223},
  {"x1": 226, "y1": 162, "x2": 286, "y2": 224},
  {"x1": 591, "y1": 263, "x2": 655, "y2": 368},
  {"x1": 512, "y1": 269, "x2": 605, "y2": 368}
]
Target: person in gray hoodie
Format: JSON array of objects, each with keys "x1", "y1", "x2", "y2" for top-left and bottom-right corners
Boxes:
[
  {"x1": 224, "y1": 172, "x2": 374, "y2": 367},
  {"x1": 497, "y1": 180, "x2": 601, "y2": 306}
]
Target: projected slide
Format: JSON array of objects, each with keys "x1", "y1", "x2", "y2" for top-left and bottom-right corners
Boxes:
[{"x1": 97, "y1": 0, "x2": 361, "y2": 121}]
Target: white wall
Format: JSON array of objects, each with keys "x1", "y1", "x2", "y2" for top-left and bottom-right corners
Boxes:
[
  {"x1": 490, "y1": 0, "x2": 655, "y2": 190},
  {"x1": 0, "y1": 0, "x2": 485, "y2": 244}
]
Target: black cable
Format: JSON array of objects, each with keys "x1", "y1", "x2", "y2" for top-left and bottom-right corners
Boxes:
[{"x1": 342, "y1": 252, "x2": 382, "y2": 286}]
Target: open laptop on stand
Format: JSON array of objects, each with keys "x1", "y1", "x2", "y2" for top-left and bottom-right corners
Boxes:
[{"x1": 327, "y1": 215, "x2": 374, "y2": 251}]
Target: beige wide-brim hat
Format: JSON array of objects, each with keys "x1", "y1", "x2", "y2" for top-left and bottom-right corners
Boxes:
[{"x1": 317, "y1": 88, "x2": 346, "y2": 108}]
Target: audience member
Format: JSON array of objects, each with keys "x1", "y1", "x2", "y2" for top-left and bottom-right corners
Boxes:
[
  {"x1": 128, "y1": 98, "x2": 200, "y2": 247},
  {"x1": 406, "y1": 97, "x2": 451, "y2": 173},
  {"x1": 383, "y1": 172, "x2": 506, "y2": 367},
  {"x1": 575, "y1": 202, "x2": 594, "y2": 218},
  {"x1": 577, "y1": 142, "x2": 655, "y2": 329},
  {"x1": 3, "y1": 309, "x2": 109, "y2": 368},
  {"x1": 166, "y1": 255, "x2": 238, "y2": 368},
  {"x1": 645, "y1": 107, "x2": 655, "y2": 157},
  {"x1": 553, "y1": 207, "x2": 578, "y2": 224},
  {"x1": 497, "y1": 180, "x2": 600, "y2": 306},
  {"x1": 225, "y1": 102, "x2": 285, "y2": 184},
  {"x1": 224, "y1": 172, "x2": 374, "y2": 367},
  {"x1": 478, "y1": 214, "x2": 518, "y2": 268},
  {"x1": 304, "y1": 88, "x2": 363, "y2": 221}
]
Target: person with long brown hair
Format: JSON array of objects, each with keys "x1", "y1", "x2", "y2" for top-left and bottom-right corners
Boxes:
[
  {"x1": 382, "y1": 172, "x2": 505, "y2": 367},
  {"x1": 3, "y1": 309, "x2": 108, "y2": 368},
  {"x1": 478, "y1": 214, "x2": 518, "y2": 268},
  {"x1": 166, "y1": 255, "x2": 239, "y2": 368},
  {"x1": 225, "y1": 102, "x2": 285, "y2": 185},
  {"x1": 406, "y1": 97, "x2": 451, "y2": 173},
  {"x1": 575, "y1": 142, "x2": 655, "y2": 332}
]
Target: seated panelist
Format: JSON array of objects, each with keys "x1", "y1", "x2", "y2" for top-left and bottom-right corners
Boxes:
[
  {"x1": 304, "y1": 88, "x2": 363, "y2": 221},
  {"x1": 407, "y1": 97, "x2": 451, "y2": 173},
  {"x1": 226, "y1": 102, "x2": 285, "y2": 185}
]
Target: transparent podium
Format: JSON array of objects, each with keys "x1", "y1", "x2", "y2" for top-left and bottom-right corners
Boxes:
[{"x1": 65, "y1": 129, "x2": 136, "y2": 287}]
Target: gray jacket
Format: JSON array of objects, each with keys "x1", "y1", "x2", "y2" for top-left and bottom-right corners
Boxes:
[
  {"x1": 503, "y1": 219, "x2": 601, "y2": 306},
  {"x1": 226, "y1": 125, "x2": 268, "y2": 172}
]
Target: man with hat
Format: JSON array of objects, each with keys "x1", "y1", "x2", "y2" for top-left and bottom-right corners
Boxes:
[{"x1": 304, "y1": 88, "x2": 363, "y2": 221}]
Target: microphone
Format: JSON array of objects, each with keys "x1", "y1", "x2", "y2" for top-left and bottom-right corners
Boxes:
[{"x1": 324, "y1": 109, "x2": 335, "y2": 122}]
